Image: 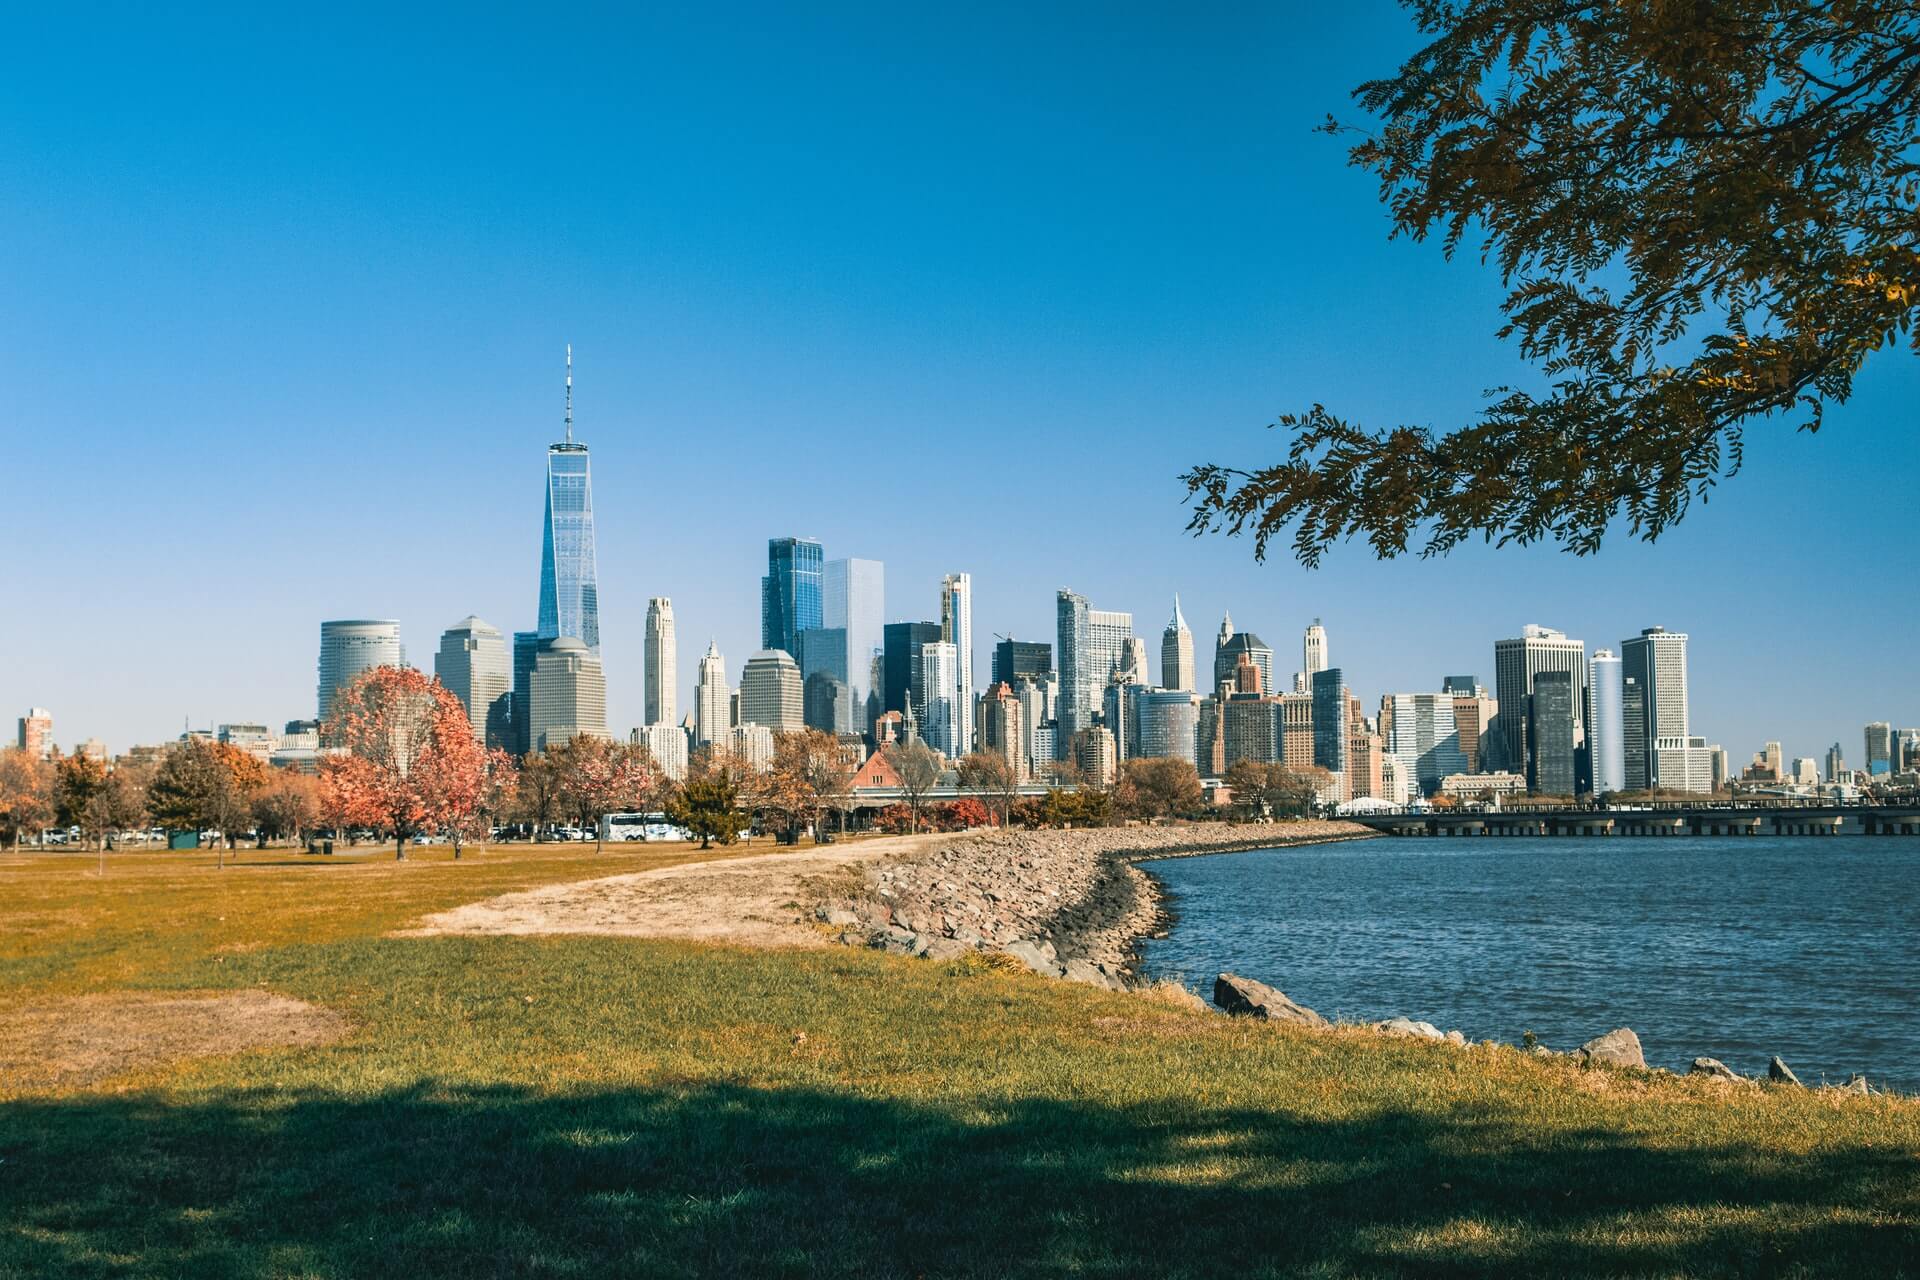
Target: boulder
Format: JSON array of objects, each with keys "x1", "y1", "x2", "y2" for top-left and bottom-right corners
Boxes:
[
  {"x1": 1768, "y1": 1056, "x2": 1802, "y2": 1086},
  {"x1": 923, "y1": 937, "x2": 972, "y2": 961},
  {"x1": 1376, "y1": 1017, "x2": 1445, "y2": 1040},
  {"x1": 1689, "y1": 1057, "x2": 1742, "y2": 1083},
  {"x1": 1063, "y1": 958, "x2": 1125, "y2": 991},
  {"x1": 818, "y1": 907, "x2": 860, "y2": 928},
  {"x1": 1004, "y1": 940, "x2": 1061, "y2": 976},
  {"x1": 1577, "y1": 1028, "x2": 1646, "y2": 1069},
  {"x1": 1211, "y1": 973, "x2": 1327, "y2": 1027}
]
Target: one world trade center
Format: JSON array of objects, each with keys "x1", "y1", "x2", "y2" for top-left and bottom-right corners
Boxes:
[{"x1": 536, "y1": 345, "x2": 599, "y2": 653}]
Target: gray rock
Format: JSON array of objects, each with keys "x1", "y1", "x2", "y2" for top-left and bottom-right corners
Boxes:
[
  {"x1": 1211, "y1": 973, "x2": 1327, "y2": 1027},
  {"x1": 1768, "y1": 1056, "x2": 1802, "y2": 1086},
  {"x1": 1689, "y1": 1057, "x2": 1742, "y2": 1082},
  {"x1": 1376, "y1": 1017, "x2": 1445, "y2": 1040},
  {"x1": 1063, "y1": 958, "x2": 1125, "y2": 991},
  {"x1": 1577, "y1": 1028, "x2": 1646, "y2": 1069},
  {"x1": 1842, "y1": 1074, "x2": 1870, "y2": 1095},
  {"x1": 1005, "y1": 940, "x2": 1062, "y2": 975},
  {"x1": 820, "y1": 907, "x2": 860, "y2": 928}
]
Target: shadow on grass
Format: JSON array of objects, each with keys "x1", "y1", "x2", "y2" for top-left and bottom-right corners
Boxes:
[{"x1": 4, "y1": 1083, "x2": 1915, "y2": 1278}]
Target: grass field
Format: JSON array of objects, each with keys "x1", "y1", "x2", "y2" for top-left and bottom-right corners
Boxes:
[{"x1": 2, "y1": 843, "x2": 1917, "y2": 1277}]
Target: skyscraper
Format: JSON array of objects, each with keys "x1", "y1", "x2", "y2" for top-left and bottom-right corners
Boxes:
[
  {"x1": 1589, "y1": 649, "x2": 1625, "y2": 794},
  {"x1": 1303, "y1": 620, "x2": 1328, "y2": 678},
  {"x1": 434, "y1": 617, "x2": 510, "y2": 747},
  {"x1": 940, "y1": 573, "x2": 974, "y2": 755},
  {"x1": 1311, "y1": 668, "x2": 1349, "y2": 802},
  {"x1": 992, "y1": 638, "x2": 1052, "y2": 688},
  {"x1": 1382, "y1": 692, "x2": 1467, "y2": 796},
  {"x1": 739, "y1": 650, "x2": 804, "y2": 732},
  {"x1": 1865, "y1": 722, "x2": 1893, "y2": 775},
  {"x1": 511, "y1": 630, "x2": 540, "y2": 756},
  {"x1": 761, "y1": 538, "x2": 823, "y2": 658},
  {"x1": 644, "y1": 598, "x2": 676, "y2": 727},
  {"x1": 16, "y1": 707, "x2": 52, "y2": 759},
  {"x1": 918, "y1": 640, "x2": 961, "y2": 756},
  {"x1": 1135, "y1": 690, "x2": 1201, "y2": 768},
  {"x1": 1493, "y1": 625, "x2": 1589, "y2": 793},
  {"x1": 1826, "y1": 742, "x2": 1847, "y2": 783},
  {"x1": 1621, "y1": 627, "x2": 1688, "y2": 790},
  {"x1": 1530, "y1": 671, "x2": 1579, "y2": 796},
  {"x1": 317, "y1": 620, "x2": 402, "y2": 722},
  {"x1": 1055, "y1": 590, "x2": 1132, "y2": 758},
  {"x1": 883, "y1": 621, "x2": 942, "y2": 718},
  {"x1": 824, "y1": 557, "x2": 884, "y2": 725},
  {"x1": 695, "y1": 641, "x2": 729, "y2": 748},
  {"x1": 1213, "y1": 629, "x2": 1275, "y2": 695},
  {"x1": 803, "y1": 672, "x2": 853, "y2": 736},
  {"x1": 536, "y1": 346, "x2": 600, "y2": 654},
  {"x1": 1161, "y1": 596, "x2": 1195, "y2": 692},
  {"x1": 528, "y1": 637, "x2": 608, "y2": 751}
]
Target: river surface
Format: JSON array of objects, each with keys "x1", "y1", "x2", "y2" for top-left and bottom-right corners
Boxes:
[{"x1": 1137, "y1": 836, "x2": 1920, "y2": 1091}]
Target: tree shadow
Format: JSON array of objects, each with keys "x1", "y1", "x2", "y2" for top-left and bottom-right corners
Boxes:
[{"x1": 3, "y1": 1082, "x2": 1913, "y2": 1277}]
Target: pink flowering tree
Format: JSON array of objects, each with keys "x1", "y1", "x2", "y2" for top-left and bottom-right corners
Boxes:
[
  {"x1": 552, "y1": 737, "x2": 653, "y2": 852},
  {"x1": 321, "y1": 666, "x2": 483, "y2": 860}
]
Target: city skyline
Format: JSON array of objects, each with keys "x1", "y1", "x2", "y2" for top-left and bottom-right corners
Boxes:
[{"x1": 2, "y1": 4, "x2": 1913, "y2": 761}]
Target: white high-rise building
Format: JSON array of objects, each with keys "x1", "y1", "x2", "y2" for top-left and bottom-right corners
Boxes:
[
  {"x1": 1303, "y1": 620, "x2": 1328, "y2": 678},
  {"x1": 739, "y1": 650, "x2": 804, "y2": 733},
  {"x1": 644, "y1": 598, "x2": 677, "y2": 728},
  {"x1": 528, "y1": 637, "x2": 609, "y2": 751},
  {"x1": 1589, "y1": 649, "x2": 1625, "y2": 794},
  {"x1": 1621, "y1": 627, "x2": 1688, "y2": 790},
  {"x1": 1055, "y1": 590, "x2": 1132, "y2": 757},
  {"x1": 695, "y1": 640, "x2": 729, "y2": 748},
  {"x1": 1160, "y1": 595, "x2": 1195, "y2": 692},
  {"x1": 318, "y1": 620, "x2": 402, "y2": 722},
  {"x1": 1382, "y1": 692, "x2": 1467, "y2": 796},
  {"x1": 1123, "y1": 636, "x2": 1150, "y2": 687},
  {"x1": 919, "y1": 640, "x2": 961, "y2": 757},
  {"x1": 434, "y1": 616, "x2": 510, "y2": 746},
  {"x1": 633, "y1": 722, "x2": 690, "y2": 780},
  {"x1": 826, "y1": 558, "x2": 885, "y2": 729},
  {"x1": 940, "y1": 573, "x2": 973, "y2": 753}
]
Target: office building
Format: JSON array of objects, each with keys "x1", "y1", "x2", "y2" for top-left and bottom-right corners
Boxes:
[
  {"x1": 1214, "y1": 629, "x2": 1275, "y2": 697},
  {"x1": 1898, "y1": 728, "x2": 1920, "y2": 772},
  {"x1": 528, "y1": 637, "x2": 608, "y2": 751},
  {"x1": 1826, "y1": 742, "x2": 1847, "y2": 783},
  {"x1": 1221, "y1": 695, "x2": 1279, "y2": 770},
  {"x1": 318, "y1": 620, "x2": 402, "y2": 722},
  {"x1": 1072, "y1": 726, "x2": 1117, "y2": 785},
  {"x1": 726, "y1": 724, "x2": 776, "y2": 773},
  {"x1": 1311, "y1": 668, "x2": 1349, "y2": 799},
  {"x1": 536, "y1": 347, "x2": 601, "y2": 654},
  {"x1": 918, "y1": 641, "x2": 961, "y2": 757},
  {"x1": 941, "y1": 573, "x2": 974, "y2": 755},
  {"x1": 979, "y1": 682, "x2": 1027, "y2": 780},
  {"x1": 694, "y1": 640, "x2": 729, "y2": 748},
  {"x1": 883, "y1": 621, "x2": 942, "y2": 717},
  {"x1": 1621, "y1": 627, "x2": 1688, "y2": 790},
  {"x1": 1789, "y1": 757, "x2": 1820, "y2": 786},
  {"x1": 632, "y1": 722, "x2": 690, "y2": 780},
  {"x1": 1303, "y1": 620, "x2": 1328, "y2": 678},
  {"x1": 739, "y1": 650, "x2": 804, "y2": 733},
  {"x1": 1451, "y1": 694, "x2": 1498, "y2": 774},
  {"x1": 644, "y1": 598, "x2": 677, "y2": 727},
  {"x1": 992, "y1": 638, "x2": 1052, "y2": 688},
  {"x1": 16, "y1": 707, "x2": 52, "y2": 759},
  {"x1": 1160, "y1": 596, "x2": 1195, "y2": 692},
  {"x1": 1589, "y1": 649, "x2": 1625, "y2": 794},
  {"x1": 511, "y1": 630, "x2": 540, "y2": 756},
  {"x1": 1654, "y1": 736, "x2": 1717, "y2": 794},
  {"x1": 1101, "y1": 673, "x2": 1139, "y2": 760},
  {"x1": 1014, "y1": 674, "x2": 1056, "y2": 775},
  {"x1": 824, "y1": 557, "x2": 884, "y2": 723},
  {"x1": 1280, "y1": 692, "x2": 1314, "y2": 769},
  {"x1": 761, "y1": 537, "x2": 824, "y2": 658},
  {"x1": 1865, "y1": 722, "x2": 1893, "y2": 775},
  {"x1": 1348, "y1": 722, "x2": 1385, "y2": 802},
  {"x1": 804, "y1": 672, "x2": 854, "y2": 737},
  {"x1": 434, "y1": 616, "x2": 511, "y2": 747},
  {"x1": 1135, "y1": 690, "x2": 1201, "y2": 768},
  {"x1": 1381, "y1": 692, "x2": 1467, "y2": 797},
  {"x1": 1493, "y1": 625, "x2": 1588, "y2": 793},
  {"x1": 1442, "y1": 675, "x2": 1481, "y2": 696},
  {"x1": 1056, "y1": 590, "x2": 1133, "y2": 758},
  {"x1": 1761, "y1": 741, "x2": 1785, "y2": 778},
  {"x1": 795, "y1": 626, "x2": 849, "y2": 688},
  {"x1": 1529, "y1": 671, "x2": 1579, "y2": 796}
]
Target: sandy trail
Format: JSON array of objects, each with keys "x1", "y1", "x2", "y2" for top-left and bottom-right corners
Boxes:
[{"x1": 403, "y1": 833, "x2": 953, "y2": 948}]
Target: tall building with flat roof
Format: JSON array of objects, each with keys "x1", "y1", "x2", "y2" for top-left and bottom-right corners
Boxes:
[
  {"x1": 1161, "y1": 596, "x2": 1195, "y2": 693},
  {"x1": 1529, "y1": 671, "x2": 1579, "y2": 796},
  {"x1": 511, "y1": 630, "x2": 540, "y2": 756},
  {"x1": 632, "y1": 722, "x2": 690, "y2": 780},
  {"x1": 1382, "y1": 692, "x2": 1467, "y2": 797},
  {"x1": 824, "y1": 558, "x2": 884, "y2": 728},
  {"x1": 1311, "y1": 668, "x2": 1349, "y2": 801},
  {"x1": 318, "y1": 620, "x2": 402, "y2": 722},
  {"x1": 1303, "y1": 620, "x2": 1328, "y2": 679},
  {"x1": 434, "y1": 616, "x2": 510, "y2": 747},
  {"x1": 992, "y1": 638, "x2": 1052, "y2": 689},
  {"x1": 918, "y1": 641, "x2": 961, "y2": 757},
  {"x1": 882, "y1": 621, "x2": 942, "y2": 719},
  {"x1": 16, "y1": 707, "x2": 52, "y2": 759},
  {"x1": 1621, "y1": 626, "x2": 1688, "y2": 790},
  {"x1": 940, "y1": 573, "x2": 974, "y2": 754},
  {"x1": 1493, "y1": 624, "x2": 1588, "y2": 793},
  {"x1": 1864, "y1": 722, "x2": 1893, "y2": 774},
  {"x1": 644, "y1": 598, "x2": 677, "y2": 728},
  {"x1": 739, "y1": 650, "x2": 804, "y2": 733},
  {"x1": 761, "y1": 538, "x2": 823, "y2": 658},
  {"x1": 1589, "y1": 649, "x2": 1625, "y2": 794},
  {"x1": 529, "y1": 637, "x2": 608, "y2": 751},
  {"x1": 1055, "y1": 590, "x2": 1133, "y2": 758},
  {"x1": 536, "y1": 347, "x2": 600, "y2": 655},
  {"x1": 1135, "y1": 690, "x2": 1201, "y2": 768}
]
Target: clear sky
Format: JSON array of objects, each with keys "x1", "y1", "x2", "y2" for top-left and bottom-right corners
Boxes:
[{"x1": 2, "y1": 2, "x2": 1913, "y2": 767}]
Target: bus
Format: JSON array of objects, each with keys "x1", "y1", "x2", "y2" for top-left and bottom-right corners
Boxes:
[{"x1": 598, "y1": 812, "x2": 689, "y2": 843}]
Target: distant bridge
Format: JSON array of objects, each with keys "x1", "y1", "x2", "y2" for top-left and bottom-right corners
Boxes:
[{"x1": 1346, "y1": 803, "x2": 1920, "y2": 839}]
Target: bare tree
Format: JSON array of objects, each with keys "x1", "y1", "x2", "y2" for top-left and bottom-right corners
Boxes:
[{"x1": 883, "y1": 740, "x2": 943, "y2": 834}]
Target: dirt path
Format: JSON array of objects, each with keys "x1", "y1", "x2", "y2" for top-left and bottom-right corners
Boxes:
[{"x1": 402, "y1": 833, "x2": 954, "y2": 948}]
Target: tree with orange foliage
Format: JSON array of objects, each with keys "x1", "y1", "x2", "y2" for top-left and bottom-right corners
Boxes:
[
  {"x1": 551, "y1": 736, "x2": 651, "y2": 853},
  {"x1": 321, "y1": 665, "x2": 484, "y2": 860}
]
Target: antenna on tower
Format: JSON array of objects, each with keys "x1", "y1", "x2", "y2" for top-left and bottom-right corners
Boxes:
[{"x1": 564, "y1": 343, "x2": 574, "y2": 444}]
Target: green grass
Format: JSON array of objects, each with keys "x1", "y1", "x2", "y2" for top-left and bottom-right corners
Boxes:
[{"x1": 3, "y1": 848, "x2": 1918, "y2": 1277}]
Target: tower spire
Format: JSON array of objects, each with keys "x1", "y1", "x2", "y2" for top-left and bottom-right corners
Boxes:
[{"x1": 564, "y1": 343, "x2": 574, "y2": 444}]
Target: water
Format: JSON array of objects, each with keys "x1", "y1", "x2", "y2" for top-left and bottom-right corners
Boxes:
[{"x1": 1137, "y1": 836, "x2": 1920, "y2": 1091}]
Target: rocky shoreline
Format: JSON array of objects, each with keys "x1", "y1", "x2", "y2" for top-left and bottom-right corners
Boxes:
[{"x1": 814, "y1": 821, "x2": 1374, "y2": 989}]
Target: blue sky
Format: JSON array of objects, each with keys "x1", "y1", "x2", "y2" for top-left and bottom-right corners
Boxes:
[{"x1": 2, "y1": 1, "x2": 1913, "y2": 766}]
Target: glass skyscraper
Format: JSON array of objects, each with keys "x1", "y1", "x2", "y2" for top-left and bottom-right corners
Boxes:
[
  {"x1": 761, "y1": 537, "x2": 823, "y2": 657},
  {"x1": 536, "y1": 351, "x2": 599, "y2": 655}
]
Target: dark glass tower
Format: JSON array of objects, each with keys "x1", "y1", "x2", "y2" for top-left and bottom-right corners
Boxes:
[
  {"x1": 760, "y1": 537, "x2": 823, "y2": 657},
  {"x1": 537, "y1": 347, "x2": 599, "y2": 654}
]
